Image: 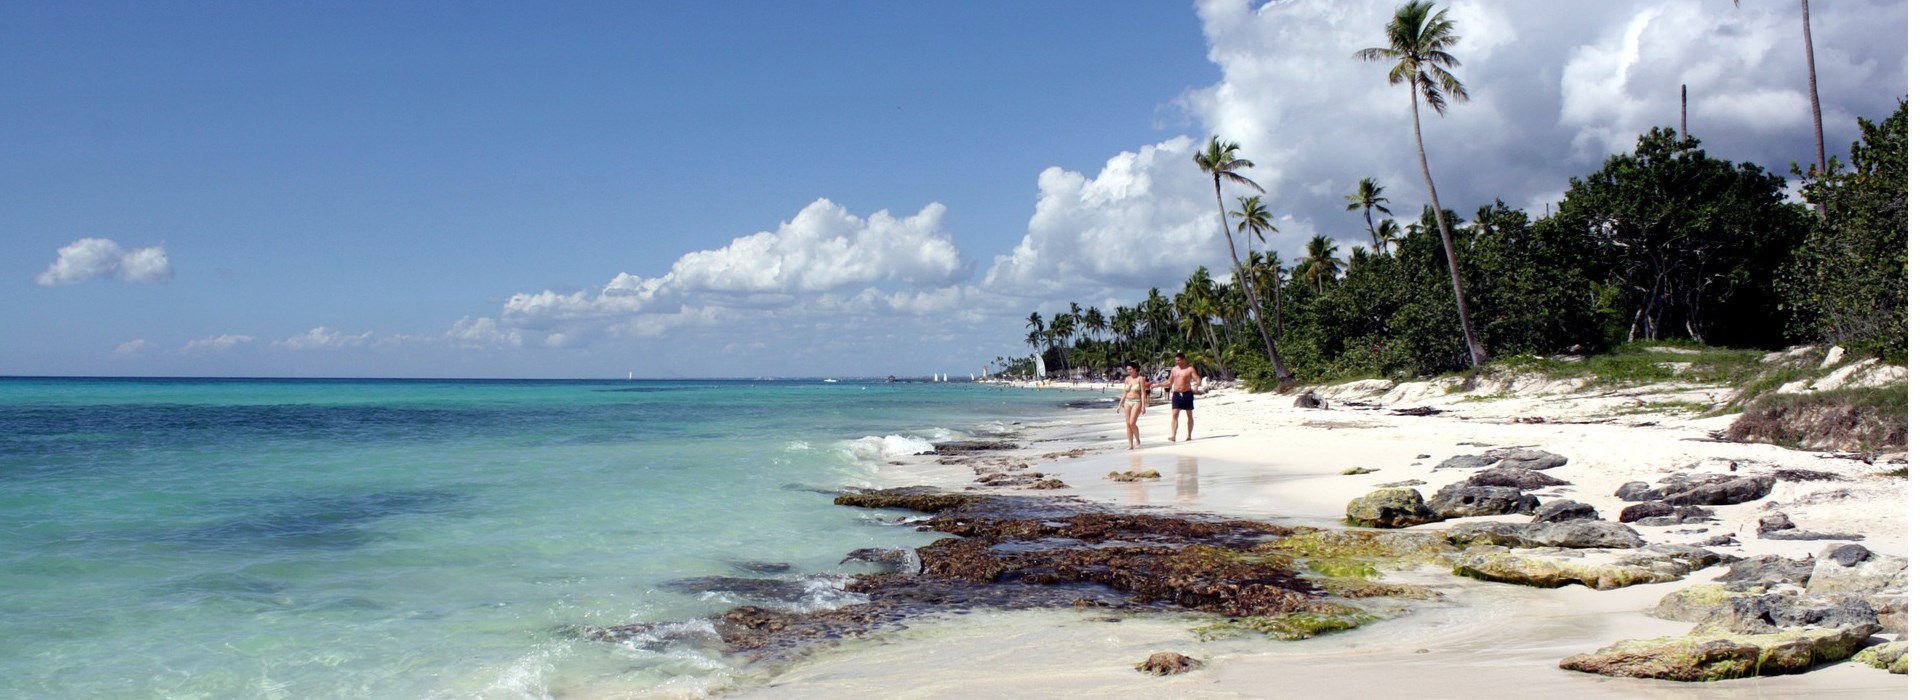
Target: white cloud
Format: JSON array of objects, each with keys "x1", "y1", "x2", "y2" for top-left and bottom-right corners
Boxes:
[
  {"x1": 999, "y1": 0, "x2": 1905, "y2": 302},
  {"x1": 448, "y1": 316, "x2": 524, "y2": 347},
  {"x1": 183, "y1": 334, "x2": 255, "y2": 353},
  {"x1": 982, "y1": 138, "x2": 1228, "y2": 299},
  {"x1": 486, "y1": 198, "x2": 974, "y2": 345},
  {"x1": 275, "y1": 327, "x2": 372, "y2": 350},
  {"x1": 113, "y1": 339, "x2": 154, "y2": 356},
  {"x1": 35, "y1": 238, "x2": 174, "y2": 286}
]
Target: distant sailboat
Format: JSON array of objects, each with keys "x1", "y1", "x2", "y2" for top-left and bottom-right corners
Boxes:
[{"x1": 627, "y1": 371, "x2": 634, "y2": 380}]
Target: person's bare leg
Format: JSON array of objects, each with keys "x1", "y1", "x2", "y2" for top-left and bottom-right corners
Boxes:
[
  {"x1": 1184, "y1": 411, "x2": 1194, "y2": 441},
  {"x1": 1169, "y1": 410, "x2": 1178, "y2": 441}
]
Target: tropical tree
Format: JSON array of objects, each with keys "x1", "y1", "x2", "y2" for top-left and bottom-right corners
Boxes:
[
  {"x1": 1049, "y1": 312, "x2": 1075, "y2": 378},
  {"x1": 1231, "y1": 196, "x2": 1277, "y2": 264},
  {"x1": 1295, "y1": 235, "x2": 1348, "y2": 294},
  {"x1": 1194, "y1": 136, "x2": 1292, "y2": 386},
  {"x1": 1781, "y1": 100, "x2": 1907, "y2": 357},
  {"x1": 1345, "y1": 177, "x2": 1394, "y2": 253},
  {"x1": 1374, "y1": 219, "x2": 1403, "y2": 252},
  {"x1": 1176, "y1": 268, "x2": 1228, "y2": 373},
  {"x1": 1355, "y1": 0, "x2": 1489, "y2": 368}
]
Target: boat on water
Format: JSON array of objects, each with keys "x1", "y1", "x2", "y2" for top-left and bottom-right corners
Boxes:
[{"x1": 823, "y1": 378, "x2": 838, "y2": 383}]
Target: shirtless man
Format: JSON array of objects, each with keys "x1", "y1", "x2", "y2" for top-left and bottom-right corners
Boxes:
[{"x1": 1163, "y1": 352, "x2": 1199, "y2": 441}]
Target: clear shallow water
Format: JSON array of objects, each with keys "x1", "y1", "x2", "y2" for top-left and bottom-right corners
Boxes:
[{"x1": 0, "y1": 378, "x2": 1074, "y2": 698}]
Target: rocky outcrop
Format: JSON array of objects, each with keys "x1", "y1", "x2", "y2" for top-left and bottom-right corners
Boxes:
[
  {"x1": 1345, "y1": 488, "x2": 1441, "y2": 529},
  {"x1": 1559, "y1": 625, "x2": 1875, "y2": 681},
  {"x1": 1853, "y1": 641, "x2": 1909, "y2": 674},
  {"x1": 1136, "y1": 652, "x2": 1201, "y2": 676},
  {"x1": 1618, "y1": 501, "x2": 1713, "y2": 525},
  {"x1": 1490, "y1": 447, "x2": 1569, "y2": 470},
  {"x1": 1448, "y1": 520, "x2": 1646, "y2": 550},
  {"x1": 1451, "y1": 544, "x2": 1716, "y2": 590},
  {"x1": 1531, "y1": 500, "x2": 1598, "y2": 523},
  {"x1": 1426, "y1": 483, "x2": 1539, "y2": 519},
  {"x1": 1434, "y1": 447, "x2": 1568, "y2": 471},
  {"x1": 1716, "y1": 555, "x2": 1815, "y2": 591},
  {"x1": 1661, "y1": 474, "x2": 1776, "y2": 506},
  {"x1": 1469, "y1": 466, "x2": 1571, "y2": 490}
]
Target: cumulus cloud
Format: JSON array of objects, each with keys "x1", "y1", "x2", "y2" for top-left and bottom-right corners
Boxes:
[
  {"x1": 35, "y1": 238, "x2": 174, "y2": 286},
  {"x1": 275, "y1": 327, "x2": 373, "y2": 350},
  {"x1": 983, "y1": 138, "x2": 1224, "y2": 298},
  {"x1": 486, "y1": 198, "x2": 973, "y2": 344},
  {"x1": 984, "y1": 0, "x2": 1904, "y2": 304},
  {"x1": 183, "y1": 334, "x2": 255, "y2": 353}
]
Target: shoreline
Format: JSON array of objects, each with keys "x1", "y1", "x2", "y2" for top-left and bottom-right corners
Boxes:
[{"x1": 728, "y1": 379, "x2": 1908, "y2": 697}]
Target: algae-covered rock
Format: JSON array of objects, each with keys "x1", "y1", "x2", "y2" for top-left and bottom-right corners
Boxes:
[
  {"x1": 1853, "y1": 640, "x2": 1909, "y2": 674},
  {"x1": 1263, "y1": 528, "x2": 1455, "y2": 560},
  {"x1": 1651, "y1": 585, "x2": 1740, "y2": 622},
  {"x1": 1345, "y1": 488, "x2": 1441, "y2": 529},
  {"x1": 1451, "y1": 545, "x2": 1711, "y2": 590},
  {"x1": 1135, "y1": 651, "x2": 1201, "y2": 676},
  {"x1": 1193, "y1": 603, "x2": 1378, "y2": 641},
  {"x1": 1559, "y1": 624, "x2": 1874, "y2": 681},
  {"x1": 834, "y1": 487, "x2": 979, "y2": 513}
]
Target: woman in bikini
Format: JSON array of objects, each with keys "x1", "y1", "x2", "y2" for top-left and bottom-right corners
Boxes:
[{"x1": 1119, "y1": 361, "x2": 1148, "y2": 449}]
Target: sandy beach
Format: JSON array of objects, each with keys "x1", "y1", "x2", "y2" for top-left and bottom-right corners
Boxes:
[{"x1": 733, "y1": 376, "x2": 1910, "y2": 699}]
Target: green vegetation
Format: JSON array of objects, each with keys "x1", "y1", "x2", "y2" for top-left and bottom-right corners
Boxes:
[
  {"x1": 1193, "y1": 605, "x2": 1378, "y2": 641},
  {"x1": 1725, "y1": 385, "x2": 1908, "y2": 451},
  {"x1": 994, "y1": 5, "x2": 1904, "y2": 392}
]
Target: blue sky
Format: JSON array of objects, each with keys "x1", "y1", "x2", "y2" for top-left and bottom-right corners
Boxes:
[{"x1": 5, "y1": 1, "x2": 1909, "y2": 378}]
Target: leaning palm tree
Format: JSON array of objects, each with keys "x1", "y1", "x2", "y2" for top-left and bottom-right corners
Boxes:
[
  {"x1": 1355, "y1": 0, "x2": 1489, "y2": 368},
  {"x1": 1344, "y1": 177, "x2": 1394, "y2": 253},
  {"x1": 1194, "y1": 136, "x2": 1291, "y2": 386}
]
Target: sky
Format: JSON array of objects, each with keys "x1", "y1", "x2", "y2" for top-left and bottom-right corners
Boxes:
[{"x1": 4, "y1": 0, "x2": 1910, "y2": 379}]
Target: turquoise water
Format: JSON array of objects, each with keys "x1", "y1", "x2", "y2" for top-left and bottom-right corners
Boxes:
[{"x1": 0, "y1": 378, "x2": 1074, "y2": 698}]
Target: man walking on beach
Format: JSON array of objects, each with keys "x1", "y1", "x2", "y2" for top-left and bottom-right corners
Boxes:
[{"x1": 1164, "y1": 352, "x2": 1199, "y2": 441}]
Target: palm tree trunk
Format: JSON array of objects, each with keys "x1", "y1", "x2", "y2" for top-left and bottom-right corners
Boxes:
[
  {"x1": 1215, "y1": 180, "x2": 1292, "y2": 386},
  {"x1": 1409, "y1": 84, "x2": 1488, "y2": 368},
  {"x1": 1801, "y1": 0, "x2": 1826, "y2": 217}
]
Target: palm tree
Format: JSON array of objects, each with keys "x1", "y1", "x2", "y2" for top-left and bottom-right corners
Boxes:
[
  {"x1": 1296, "y1": 235, "x2": 1348, "y2": 294},
  {"x1": 1048, "y1": 313, "x2": 1076, "y2": 379},
  {"x1": 1374, "y1": 219, "x2": 1403, "y2": 252},
  {"x1": 1345, "y1": 178, "x2": 1394, "y2": 253},
  {"x1": 1081, "y1": 306, "x2": 1107, "y2": 375},
  {"x1": 1231, "y1": 196, "x2": 1277, "y2": 263},
  {"x1": 1355, "y1": 0, "x2": 1489, "y2": 368},
  {"x1": 1194, "y1": 136, "x2": 1292, "y2": 386},
  {"x1": 1176, "y1": 268, "x2": 1228, "y2": 373}
]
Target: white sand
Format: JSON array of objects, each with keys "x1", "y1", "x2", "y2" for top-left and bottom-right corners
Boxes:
[{"x1": 732, "y1": 381, "x2": 1910, "y2": 698}]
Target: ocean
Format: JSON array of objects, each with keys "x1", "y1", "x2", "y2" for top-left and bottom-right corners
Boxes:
[{"x1": 0, "y1": 377, "x2": 1081, "y2": 698}]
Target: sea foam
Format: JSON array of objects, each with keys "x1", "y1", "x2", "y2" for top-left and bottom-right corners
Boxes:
[{"x1": 841, "y1": 434, "x2": 936, "y2": 463}]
